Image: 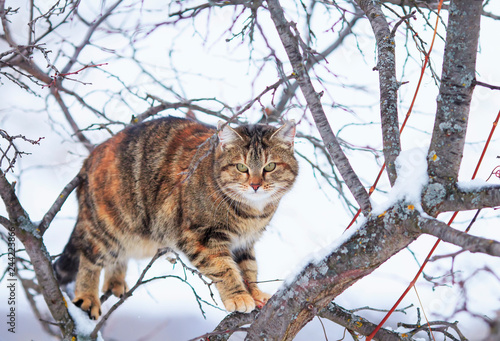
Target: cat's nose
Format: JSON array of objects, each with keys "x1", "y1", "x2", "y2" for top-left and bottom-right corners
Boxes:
[{"x1": 250, "y1": 183, "x2": 261, "y2": 192}]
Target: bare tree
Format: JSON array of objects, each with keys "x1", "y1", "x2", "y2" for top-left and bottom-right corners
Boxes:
[{"x1": 1, "y1": 0, "x2": 500, "y2": 340}]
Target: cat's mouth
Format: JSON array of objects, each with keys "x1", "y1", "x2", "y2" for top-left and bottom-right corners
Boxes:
[
  {"x1": 243, "y1": 189, "x2": 271, "y2": 199},
  {"x1": 241, "y1": 188, "x2": 274, "y2": 203},
  {"x1": 241, "y1": 190, "x2": 273, "y2": 211},
  {"x1": 225, "y1": 185, "x2": 276, "y2": 210}
]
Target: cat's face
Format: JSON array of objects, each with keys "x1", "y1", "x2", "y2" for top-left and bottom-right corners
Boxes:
[{"x1": 215, "y1": 121, "x2": 298, "y2": 211}]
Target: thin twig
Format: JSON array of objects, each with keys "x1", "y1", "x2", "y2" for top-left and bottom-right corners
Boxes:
[
  {"x1": 38, "y1": 174, "x2": 81, "y2": 235},
  {"x1": 474, "y1": 80, "x2": 500, "y2": 91}
]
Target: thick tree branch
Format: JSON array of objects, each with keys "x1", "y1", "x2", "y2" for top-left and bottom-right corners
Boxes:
[
  {"x1": 437, "y1": 183, "x2": 500, "y2": 213},
  {"x1": 355, "y1": 0, "x2": 401, "y2": 186},
  {"x1": 0, "y1": 171, "x2": 27, "y2": 220},
  {"x1": 0, "y1": 214, "x2": 11, "y2": 229},
  {"x1": 418, "y1": 217, "x2": 500, "y2": 258},
  {"x1": 266, "y1": 0, "x2": 372, "y2": 215},
  {"x1": 246, "y1": 202, "x2": 421, "y2": 340},
  {"x1": 212, "y1": 301, "x2": 411, "y2": 341},
  {"x1": 427, "y1": 0, "x2": 482, "y2": 184},
  {"x1": 208, "y1": 310, "x2": 259, "y2": 341},
  {"x1": 0, "y1": 171, "x2": 75, "y2": 339}
]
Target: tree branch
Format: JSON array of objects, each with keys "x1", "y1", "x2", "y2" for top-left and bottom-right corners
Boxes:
[
  {"x1": 0, "y1": 214, "x2": 11, "y2": 229},
  {"x1": 38, "y1": 174, "x2": 81, "y2": 235},
  {"x1": 318, "y1": 302, "x2": 406, "y2": 340},
  {"x1": 474, "y1": 80, "x2": 500, "y2": 91},
  {"x1": 3, "y1": 48, "x2": 96, "y2": 152},
  {"x1": 208, "y1": 310, "x2": 259, "y2": 341},
  {"x1": 134, "y1": 98, "x2": 230, "y2": 124},
  {"x1": 0, "y1": 170, "x2": 27, "y2": 220},
  {"x1": 0, "y1": 0, "x2": 16, "y2": 47},
  {"x1": 418, "y1": 216, "x2": 500, "y2": 258},
  {"x1": 266, "y1": 0, "x2": 372, "y2": 215},
  {"x1": 355, "y1": 0, "x2": 401, "y2": 187},
  {"x1": 245, "y1": 202, "x2": 421, "y2": 340},
  {"x1": 427, "y1": 0, "x2": 482, "y2": 184},
  {"x1": 0, "y1": 170, "x2": 75, "y2": 339},
  {"x1": 51, "y1": 89, "x2": 94, "y2": 151},
  {"x1": 437, "y1": 183, "x2": 500, "y2": 213}
]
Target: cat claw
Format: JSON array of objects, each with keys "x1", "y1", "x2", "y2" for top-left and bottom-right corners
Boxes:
[
  {"x1": 254, "y1": 299, "x2": 265, "y2": 309},
  {"x1": 251, "y1": 290, "x2": 271, "y2": 309},
  {"x1": 73, "y1": 295, "x2": 101, "y2": 320}
]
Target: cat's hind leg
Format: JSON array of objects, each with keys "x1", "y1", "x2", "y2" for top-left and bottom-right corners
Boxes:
[
  {"x1": 102, "y1": 260, "x2": 128, "y2": 298},
  {"x1": 73, "y1": 254, "x2": 102, "y2": 320}
]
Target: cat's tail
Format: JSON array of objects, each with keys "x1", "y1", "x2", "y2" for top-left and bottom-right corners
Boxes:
[{"x1": 53, "y1": 232, "x2": 80, "y2": 285}]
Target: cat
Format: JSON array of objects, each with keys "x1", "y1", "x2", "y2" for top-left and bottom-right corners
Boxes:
[{"x1": 53, "y1": 116, "x2": 298, "y2": 319}]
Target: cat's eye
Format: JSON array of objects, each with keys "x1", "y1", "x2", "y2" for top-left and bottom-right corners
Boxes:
[
  {"x1": 264, "y1": 162, "x2": 276, "y2": 172},
  {"x1": 236, "y1": 163, "x2": 248, "y2": 172}
]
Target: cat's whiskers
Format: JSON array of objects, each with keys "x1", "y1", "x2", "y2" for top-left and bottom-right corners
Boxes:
[{"x1": 267, "y1": 186, "x2": 289, "y2": 206}]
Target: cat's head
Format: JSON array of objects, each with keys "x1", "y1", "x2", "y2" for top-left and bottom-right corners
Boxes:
[{"x1": 215, "y1": 120, "x2": 298, "y2": 211}]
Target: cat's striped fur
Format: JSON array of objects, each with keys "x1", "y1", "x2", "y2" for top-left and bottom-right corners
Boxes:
[{"x1": 54, "y1": 116, "x2": 298, "y2": 319}]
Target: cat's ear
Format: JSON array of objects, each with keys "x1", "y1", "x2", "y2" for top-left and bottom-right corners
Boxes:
[
  {"x1": 271, "y1": 120, "x2": 296, "y2": 149},
  {"x1": 218, "y1": 121, "x2": 244, "y2": 150}
]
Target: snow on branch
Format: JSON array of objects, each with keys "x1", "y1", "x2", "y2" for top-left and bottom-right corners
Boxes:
[{"x1": 438, "y1": 183, "x2": 500, "y2": 213}]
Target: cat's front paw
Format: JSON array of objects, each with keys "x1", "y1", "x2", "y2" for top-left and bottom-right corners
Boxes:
[
  {"x1": 73, "y1": 294, "x2": 101, "y2": 320},
  {"x1": 251, "y1": 290, "x2": 272, "y2": 309},
  {"x1": 223, "y1": 293, "x2": 256, "y2": 313}
]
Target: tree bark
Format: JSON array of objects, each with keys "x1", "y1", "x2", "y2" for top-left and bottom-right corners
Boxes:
[
  {"x1": 318, "y1": 302, "x2": 407, "y2": 340},
  {"x1": 438, "y1": 184, "x2": 500, "y2": 212},
  {"x1": 427, "y1": 0, "x2": 482, "y2": 184},
  {"x1": 355, "y1": 0, "x2": 401, "y2": 186},
  {"x1": 418, "y1": 216, "x2": 500, "y2": 257}
]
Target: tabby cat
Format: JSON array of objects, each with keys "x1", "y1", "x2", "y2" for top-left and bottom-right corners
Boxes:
[{"x1": 53, "y1": 116, "x2": 298, "y2": 319}]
